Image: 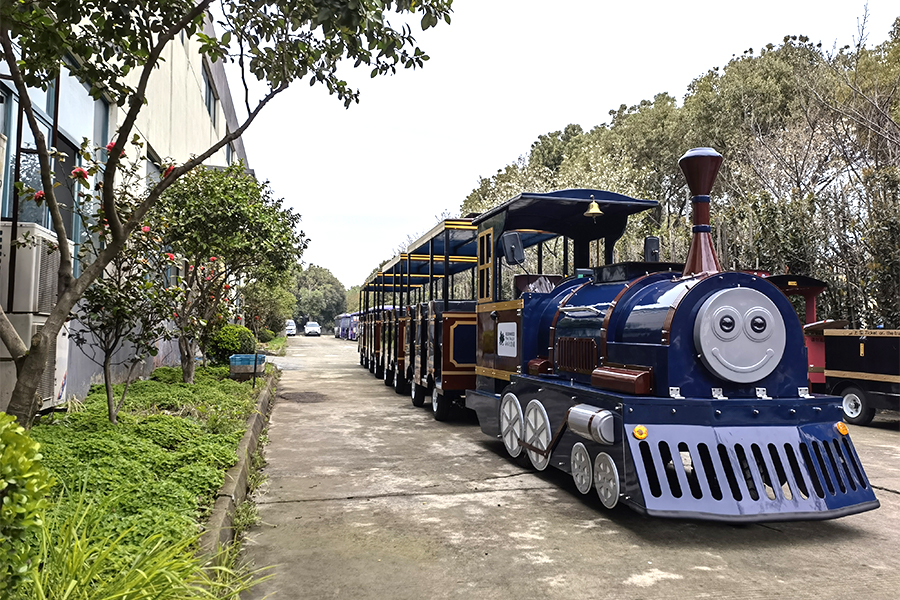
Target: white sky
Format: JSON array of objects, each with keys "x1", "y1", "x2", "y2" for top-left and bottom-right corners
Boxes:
[{"x1": 234, "y1": 1, "x2": 898, "y2": 289}]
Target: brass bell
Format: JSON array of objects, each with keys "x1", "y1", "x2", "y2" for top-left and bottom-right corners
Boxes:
[{"x1": 584, "y1": 195, "x2": 603, "y2": 219}]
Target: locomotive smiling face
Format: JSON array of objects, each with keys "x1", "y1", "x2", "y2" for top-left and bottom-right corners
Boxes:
[{"x1": 693, "y1": 287, "x2": 786, "y2": 384}]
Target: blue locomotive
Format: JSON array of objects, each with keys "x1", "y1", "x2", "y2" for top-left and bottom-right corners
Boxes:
[
  {"x1": 462, "y1": 148, "x2": 879, "y2": 522},
  {"x1": 357, "y1": 147, "x2": 879, "y2": 521}
]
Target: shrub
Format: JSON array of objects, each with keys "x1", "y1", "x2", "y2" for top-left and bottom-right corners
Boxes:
[
  {"x1": 257, "y1": 328, "x2": 275, "y2": 343},
  {"x1": 206, "y1": 324, "x2": 256, "y2": 364},
  {"x1": 0, "y1": 413, "x2": 53, "y2": 598}
]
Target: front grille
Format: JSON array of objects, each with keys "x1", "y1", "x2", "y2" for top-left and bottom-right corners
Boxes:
[
  {"x1": 627, "y1": 423, "x2": 876, "y2": 520},
  {"x1": 555, "y1": 337, "x2": 597, "y2": 374}
]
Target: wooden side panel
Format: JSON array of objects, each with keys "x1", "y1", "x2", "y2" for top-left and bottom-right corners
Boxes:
[
  {"x1": 441, "y1": 313, "x2": 477, "y2": 391},
  {"x1": 476, "y1": 300, "x2": 523, "y2": 380}
]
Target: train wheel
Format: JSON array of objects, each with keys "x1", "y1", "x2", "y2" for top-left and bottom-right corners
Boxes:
[
  {"x1": 571, "y1": 442, "x2": 593, "y2": 495},
  {"x1": 393, "y1": 370, "x2": 407, "y2": 395},
  {"x1": 499, "y1": 393, "x2": 524, "y2": 458},
  {"x1": 432, "y1": 388, "x2": 452, "y2": 421},
  {"x1": 594, "y1": 452, "x2": 620, "y2": 509},
  {"x1": 524, "y1": 400, "x2": 551, "y2": 471},
  {"x1": 842, "y1": 386, "x2": 876, "y2": 426},
  {"x1": 411, "y1": 384, "x2": 426, "y2": 407}
]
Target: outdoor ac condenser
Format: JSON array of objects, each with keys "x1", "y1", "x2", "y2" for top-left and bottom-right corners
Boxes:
[{"x1": 0, "y1": 222, "x2": 73, "y2": 409}]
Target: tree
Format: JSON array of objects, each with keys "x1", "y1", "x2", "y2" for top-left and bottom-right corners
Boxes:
[
  {"x1": 242, "y1": 268, "x2": 297, "y2": 335},
  {"x1": 294, "y1": 265, "x2": 346, "y2": 326},
  {"x1": 0, "y1": 0, "x2": 453, "y2": 425},
  {"x1": 155, "y1": 162, "x2": 305, "y2": 383},
  {"x1": 70, "y1": 223, "x2": 173, "y2": 425}
]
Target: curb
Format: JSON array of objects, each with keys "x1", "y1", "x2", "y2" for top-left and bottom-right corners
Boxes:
[{"x1": 200, "y1": 370, "x2": 277, "y2": 555}]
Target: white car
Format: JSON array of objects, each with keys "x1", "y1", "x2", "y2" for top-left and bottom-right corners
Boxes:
[
  {"x1": 285, "y1": 319, "x2": 297, "y2": 336},
  {"x1": 304, "y1": 321, "x2": 321, "y2": 336}
]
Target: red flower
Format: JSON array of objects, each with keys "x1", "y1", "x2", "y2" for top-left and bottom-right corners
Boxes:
[
  {"x1": 141, "y1": 225, "x2": 151, "y2": 233},
  {"x1": 34, "y1": 190, "x2": 45, "y2": 201},
  {"x1": 166, "y1": 252, "x2": 175, "y2": 261},
  {"x1": 209, "y1": 256, "x2": 217, "y2": 261},
  {"x1": 223, "y1": 284, "x2": 231, "y2": 290},
  {"x1": 189, "y1": 265, "x2": 194, "y2": 271},
  {"x1": 255, "y1": 315, "x2": 260, "y2": 320},
  {"x1": 71, "y1": 167, "x2": 88, "y2": 180},
  {"x1": 174, "y1": 312, "x2": 179, "y2": 318},
  {"x1": 236, "y1": 315, "x2": 241, "y2": 320},
  {"x1": 164, "y1": 165, "x2": 175, "y2": 178}
]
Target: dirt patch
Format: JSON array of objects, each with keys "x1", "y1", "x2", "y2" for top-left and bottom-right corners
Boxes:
[{"x1": 281, "y1": 391, "x2": 328, "y2": 403}]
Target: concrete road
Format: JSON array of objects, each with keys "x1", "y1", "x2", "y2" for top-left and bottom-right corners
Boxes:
[{"x1": 242, "y1": 335, "x2": 900, "y2": 600}]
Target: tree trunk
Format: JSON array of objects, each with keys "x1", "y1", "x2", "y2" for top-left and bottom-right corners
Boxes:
[
  {"x1": 4, "y1": 333, "x2": 50, "y2": 428},
  {"x1": 103, "y1": 355, "x2": 117, "y2": 425},
  {"x1": 179, "y1": 335, "x2": 196, "y2": 384}
]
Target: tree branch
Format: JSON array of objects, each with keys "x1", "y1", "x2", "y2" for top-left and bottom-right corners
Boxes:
[{"x1": 0, "y1": 27, "x2": 75, "y2": 295}]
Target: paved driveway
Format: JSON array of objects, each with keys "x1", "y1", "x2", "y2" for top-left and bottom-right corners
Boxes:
[{"x1": 241, "y1": 335, "x2": 900, "y2": 600}]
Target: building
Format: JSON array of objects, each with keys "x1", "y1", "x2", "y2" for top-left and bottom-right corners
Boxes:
[{"x1": 0, "y1": 17, "x2": 249, "y2": 408}]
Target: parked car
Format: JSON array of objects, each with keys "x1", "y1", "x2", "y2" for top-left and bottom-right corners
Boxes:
[
  {"x1": 285, "y1": 319, "x2": 297, "y2": 336},
  {"x1": 304, "y1": 321, "x2": 321, "y2": 336}
]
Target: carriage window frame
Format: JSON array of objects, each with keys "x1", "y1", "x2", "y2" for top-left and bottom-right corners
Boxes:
[{"x1": 477, "y1": 229, "x2": 493, "y2": 303}]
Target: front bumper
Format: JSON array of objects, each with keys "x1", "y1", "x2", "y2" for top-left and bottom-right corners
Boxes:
[{"x1": 623, "y1": 419, "x2": 879, "y2": 522}]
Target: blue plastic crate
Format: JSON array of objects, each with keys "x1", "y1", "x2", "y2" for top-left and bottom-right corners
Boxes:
[
  {"x1": 230, "y1": 354, "x2": 264, "y2": 366},
  {"x1": 229, "y1": 354, "x2": 266, "y2": 376}
]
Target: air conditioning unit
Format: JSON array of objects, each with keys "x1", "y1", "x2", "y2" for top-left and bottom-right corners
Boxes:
[
  {"x1": 1, "y1": 222, "x2": 73, "y2": 409},
  {"x1": 0, "y1": 221, "x2": 73, "y2": 314},
  {"x1": 0, "y1": 314, "x2": 70, "y2": 409}
]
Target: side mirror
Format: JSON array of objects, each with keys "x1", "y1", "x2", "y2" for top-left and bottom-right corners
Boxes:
[
  {"x1": 500, "y1": 231, "x2": 525, "y2": 266},
  {"x1": 643, "y1": 236, "x2": 660, "y2": 262}
]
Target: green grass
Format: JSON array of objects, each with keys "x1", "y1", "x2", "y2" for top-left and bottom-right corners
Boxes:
[
  {"x1": 259, "y1": 335, "x2": 287, "y2": 356},
  {"x1": 13, "y1": 489, "x2": 265, "y2": 600},
  {"x1": 27, "y1": 366, "x2": 261, "y2": 565}
]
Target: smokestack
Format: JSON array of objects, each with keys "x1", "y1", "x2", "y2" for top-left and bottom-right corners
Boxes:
[{"x1": 678, "y1": 147, "x2": 723, "y2": 276}]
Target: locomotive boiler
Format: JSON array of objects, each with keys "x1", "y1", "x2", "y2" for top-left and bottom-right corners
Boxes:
[{"x1": 465, "y1": 147, "x2": 880, "y2": 522}]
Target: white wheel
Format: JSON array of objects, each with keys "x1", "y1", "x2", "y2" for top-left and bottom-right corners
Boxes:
[
  {"x1": 594, "y1": 452, "x2": 620, "y2": 509},
  {"x1": 524, "y1": 400, "x2": 551, "y2": 471},
  {"x1": 499, "y1": 393, "x2": 524, "y2": 458},
  {"x1": 571, "y1": 442, "x2": 592, "y2": 495}
]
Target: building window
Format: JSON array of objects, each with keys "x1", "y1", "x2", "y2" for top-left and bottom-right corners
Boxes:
[
  {"x1": 226, "y1": 142, "x2": 232, "y2": 165},
  {"x1": 202, "y1": 68, "x2": 217, "y2": 128}
]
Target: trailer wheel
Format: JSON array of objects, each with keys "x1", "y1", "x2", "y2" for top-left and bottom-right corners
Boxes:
[
  {"x1": 411, "y1": 383, "x2": 426, "y2": 407},
  {"x1": 432, "y1": 388, "x2": 452, "y2": 421},
  {"x1": 393, "y1": 369, "x2": 408, "y2": 395},
  {"x1": 842, "y1": 386, "x2": 876, "y2": 426}
]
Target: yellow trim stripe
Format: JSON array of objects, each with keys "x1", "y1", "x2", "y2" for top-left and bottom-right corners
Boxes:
[
  {"x1": 825, "y1": 369, "x2": 900, "y2": 384},
  {"x1": 475, "y1": 366, "x2": 515, "y2": 381},
  {"x1": 476, "y1": 299, "x2": 524, "y2": 313},
  {"x1": 408, "y1": 254, "x2": 478, "y2": 263},
  {"x1": 824, "y1": 329, "x2": 900, "y2": 337}
]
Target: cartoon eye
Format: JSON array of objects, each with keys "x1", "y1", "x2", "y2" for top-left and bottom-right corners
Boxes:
[
  {"x1": 744, "y1": 307, "x2": 774, "y2": 341},
  {"x1": 719, "y1": 315, "x2": 735, "y2": 333},
  {"x1": 711, "y1": 306, "x2": 741, "y2": 341},
  {"x1": 750, "y1": 316, "x2": 766, "y2": 333}
]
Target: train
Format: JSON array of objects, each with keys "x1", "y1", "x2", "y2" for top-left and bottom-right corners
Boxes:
[
  {"x1": 354, "y1": 147, "x2": 880, "y2": 522},
  {"x1": 765, "y1": 275, "x2": 899, "y2": 425}
]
